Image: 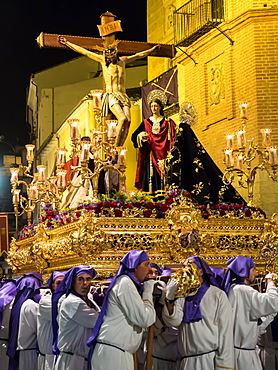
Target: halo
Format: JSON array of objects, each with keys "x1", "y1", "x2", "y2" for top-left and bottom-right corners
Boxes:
[{"x1": 147, "y1": 89, "x2": 167, "y2": 107}]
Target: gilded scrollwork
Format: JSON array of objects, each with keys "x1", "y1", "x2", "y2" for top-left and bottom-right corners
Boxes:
[{"x1": 6, "y1": 193, "x2": 277, "y2": 276}]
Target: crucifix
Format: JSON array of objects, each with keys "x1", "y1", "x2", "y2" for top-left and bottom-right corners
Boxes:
[{"x1": 37, "y1": 11, "x2": 175, "y2": 147}]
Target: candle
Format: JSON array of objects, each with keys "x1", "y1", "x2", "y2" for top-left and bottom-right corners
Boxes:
[
  {"x1": 56, "y1": 148, "x2": 67, "y2": 166},
  {"x1": 68, "y1": 119, "x2": 80, "y2": 139},
  {"x1": 37, "y1": 165, "x2": 46, "y2": 182},
  {"x1": 12, "y1": 189, "x2": 21, "y2": 204},
  {"x1": 79, "y1": 141, "x2": 91, "y2": 161},
  {"x1": 118, "y1": 148, "x2": 127, "y2": 165},
  {"x1": 25, "y1": 144, "x2": 35, "y2": 162},
  {"x1": 48, "y1": 176, "x2": 57, "y2": 193},
  {"x1": 239, "y1": 103, "x2": 248, "y2": 120},
  {"x1": 261, "y1": 128, "x2": 272, "y2": 148},
  {"x1": 224, "y1": 149, "x2": 234, "y2": 167},
  {"x1": 236, "y1": 130, "x2": 246, "y2": 148},
  {"x1": 236, "y1": 154, "x2": 244, "y2": 170},
  {"x1": 56, "y1": 170, "x2": 68, "y2": 188},
  {"x1": 226, "y1": 134, "x2": 234, "y2": 149},
  {"x1": 106, "y1": 120, "x2": 118, "y2": 138},
  {"x1": 268, "y1": 147, "x2": 278, "y2": 166},
  {"x1": 10, "y1": 167, "x2": 19, "y2": 183},
  {"x1": 28, "y1": 185, "x2": 38, "y2": 200},
  {"x1": 90, "y1": 90, "x2": 103, "y2": 110}
]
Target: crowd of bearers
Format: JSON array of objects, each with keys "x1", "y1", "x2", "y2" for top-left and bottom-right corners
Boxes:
[{"x1": 0, "y1": 252, "x2": 278, "y2": 370}]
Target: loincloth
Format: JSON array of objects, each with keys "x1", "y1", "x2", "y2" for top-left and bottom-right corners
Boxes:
[{"x1": 101, "y1": 92, "x2": 131, "y2": 117}]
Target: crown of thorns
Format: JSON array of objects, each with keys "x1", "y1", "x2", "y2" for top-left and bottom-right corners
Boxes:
[{"x1": 147, "y1": 89, "x2": 168, "y2": 107}]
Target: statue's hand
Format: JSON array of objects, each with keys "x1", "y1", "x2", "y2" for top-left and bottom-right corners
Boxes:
[
  {"x1": 137, "y1": 132, "x2": 149, "y2": 148},
  {"x1": 58, "y1": 36, "x2": 67, "y2": 44}
]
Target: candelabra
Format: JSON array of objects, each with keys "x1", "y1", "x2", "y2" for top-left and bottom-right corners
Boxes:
[
  {"x1": 222, "y1": 103, "x2": 278, "y2": 206},
  {"x1": 10, "y1": 91, "x2": 128, "y2": 231},
  {"x1": 10, "y1": 145, "x2": 62, "y2": 229}
]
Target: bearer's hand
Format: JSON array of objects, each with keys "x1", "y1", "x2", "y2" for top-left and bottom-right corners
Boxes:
[
  {"x1": 155, "y1": 280, "x2": 167, "y2": 305},
  {"x1": 143, "y1": 279, "x2": 156, "y2": 294},
  {"x1": 166, "y1": 279, "x2": 178, "y2": 301}
]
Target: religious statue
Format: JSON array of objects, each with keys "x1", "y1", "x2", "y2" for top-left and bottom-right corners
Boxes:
[
  {"x1": 131, "y1": 90, "x2": 176, "y2": 196},
  {"x1": 58, "y1": 36, "x2": 160, "y2": 147},
  {"x1": 166, "y1": 103, "x2": 245, "y2": 205}
]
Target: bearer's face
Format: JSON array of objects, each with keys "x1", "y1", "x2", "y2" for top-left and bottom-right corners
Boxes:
[
  {"x1": 133, "y1": 260, "x2": 151, "y2": 282},
  {"x1": 73, "y1": 273, "x2": 92, "y2": 297},
  {"x1": 52, "y1": 276, "x2": 64, "y2": 291},
  {"x1": 249, "y1": 267, "x2": 258, "y2": 283},
  {"x1": 147, "y1": 267, "x2": 159, "y2": 280},
  {"x1": 150, "y1": 102, "x2": 161, "y2": 115}
]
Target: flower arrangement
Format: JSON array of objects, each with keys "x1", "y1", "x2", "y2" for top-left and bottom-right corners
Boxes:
[
  {"x1": 18, "y1": 189, "x2": 266, "y2": 240},
  {"x1": 199, "y1": 203, "x2": 266, "y2": 220}
]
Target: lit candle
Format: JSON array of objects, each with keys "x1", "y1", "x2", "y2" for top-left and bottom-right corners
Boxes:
[
  {"x1": 25, "y1": 144, "x2": 35, "y2": 162},
  {"x1": 239, "y1": 102, "x2": 248, "y2": 120},
  {"x1": 28, "y1": 185, "x2": 38, "y2": 200},
  {"x1": 68, "y1": 119, "x2": 80, "y2": 139},
  {"x1": 268, "y1": 147, "x2": 278, "y2": 166},
  {"x1": 79, "y1": 141, "x2": 91, "y2": 161},
  {"x1": 106, "y1": 120, "x2": 118, "y2": 138},
  {"x1": 236, "y1": 129, "x2": 246, "y2": 148},
  {"x1": 118, "y1": 148, "x2": 127, "y2": 165},
  {"x1": 90, "y1": 90, "x2": 103, "y2": 110},
  {"x1": 56, "y1": 170, "x2": 68, "y2": 188},
  {"x1": 261, "y1": 128, "x2": 272, "y2": 148},
  {"x1": 10, "y1": 167, "x2": 19, "y2": 183},
  {"x1": 224, "y1": 149, "x2": 234, "y2": 167},
  {"x1": 226, "y1": 134, "x2": 234, "y2": 149},
  {"x1": 37, "y1": 165, "x2": 46, "y2": 182},
  {"x1": 236, "y1": 154, "x2": 244, "y2": 170},
  {"x1": 12, "y1": 189, "x2": 21, "y2": 204},
  {"x1": 56, "y1": 148, "x2": 67, "y2": 166}
]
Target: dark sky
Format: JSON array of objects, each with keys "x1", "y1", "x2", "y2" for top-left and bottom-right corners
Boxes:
[{"x1": 0, "y1": 0, "x2": 147, "y2": 148}]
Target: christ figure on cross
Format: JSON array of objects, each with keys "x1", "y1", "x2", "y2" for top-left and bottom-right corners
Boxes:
[{"x1": 58, "y1": 36, "x2": 160, "y2": 146}]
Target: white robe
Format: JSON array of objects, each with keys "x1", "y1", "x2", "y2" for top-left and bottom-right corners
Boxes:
[
  {"x1": 17, "y1": 299, "x2": 39, "y2": 370},
  {"x1": 137, "y1": 316, "x2": 179, "y2": 370},
  {"x1": 152, "y1": 318, "x2": 180, "y2": 370},
  {"x1": 54, "y1": 293, "x2": 99, "y2": 370},
  {"x1": 37, "y1": 294, "x2": 56, "y2": 370},
  {"x1": 162, "y1": 285, "x2": 234, "y2": 370},
  {"x1": 0, "y1": 301, "x2": 13, "y2": 370},
  {"x1": 228, "y1": 281, "x2": 278, "y2": 370},
  {"x1": 257, "y1": 314, "x2": 278, "y2": 370},
  {"x1": 91, "y1": 275, "x2": 156, "y2": 370}
]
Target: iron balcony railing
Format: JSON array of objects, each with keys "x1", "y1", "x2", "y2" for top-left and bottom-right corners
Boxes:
[{"x1": 174, "y1": 0, "x2": 224, "y2": 47}]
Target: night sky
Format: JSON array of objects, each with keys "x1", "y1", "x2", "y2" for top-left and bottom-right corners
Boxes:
[{"x1": 0, "y1": 0, "x2": 147, "y2": 148}]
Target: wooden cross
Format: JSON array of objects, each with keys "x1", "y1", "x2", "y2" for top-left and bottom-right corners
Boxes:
[{"x1": 36, "y1": 11, "x2": 175, "y2": 58}]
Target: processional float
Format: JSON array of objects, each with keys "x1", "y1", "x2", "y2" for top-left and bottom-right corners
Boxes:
[{"x1": 7, "y1": 11, "x2": 278, "y2": 280}]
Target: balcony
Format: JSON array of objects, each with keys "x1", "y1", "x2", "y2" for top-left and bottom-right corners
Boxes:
[{"x1": 174, "y1": 0, "x2": 224, "y2": 47}]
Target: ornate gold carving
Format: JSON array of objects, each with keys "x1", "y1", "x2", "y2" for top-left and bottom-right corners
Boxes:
[{"x1": 6, "y1": 193, "x2": 277, "y2": 277}]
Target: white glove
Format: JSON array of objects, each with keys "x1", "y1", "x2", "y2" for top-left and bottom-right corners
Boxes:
[
  {"x1": 143, "y1": 280, "x2": 156, "y2": 293},
  {"x1": 265, "y1": 273, "x2": 276, "y2": 279},
  {"x1": 155, "y1": 280, "x2": 167, "y2": 305},
  {"x1": 166, "y1": 279, "x2": 178, "y2": 301}
]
